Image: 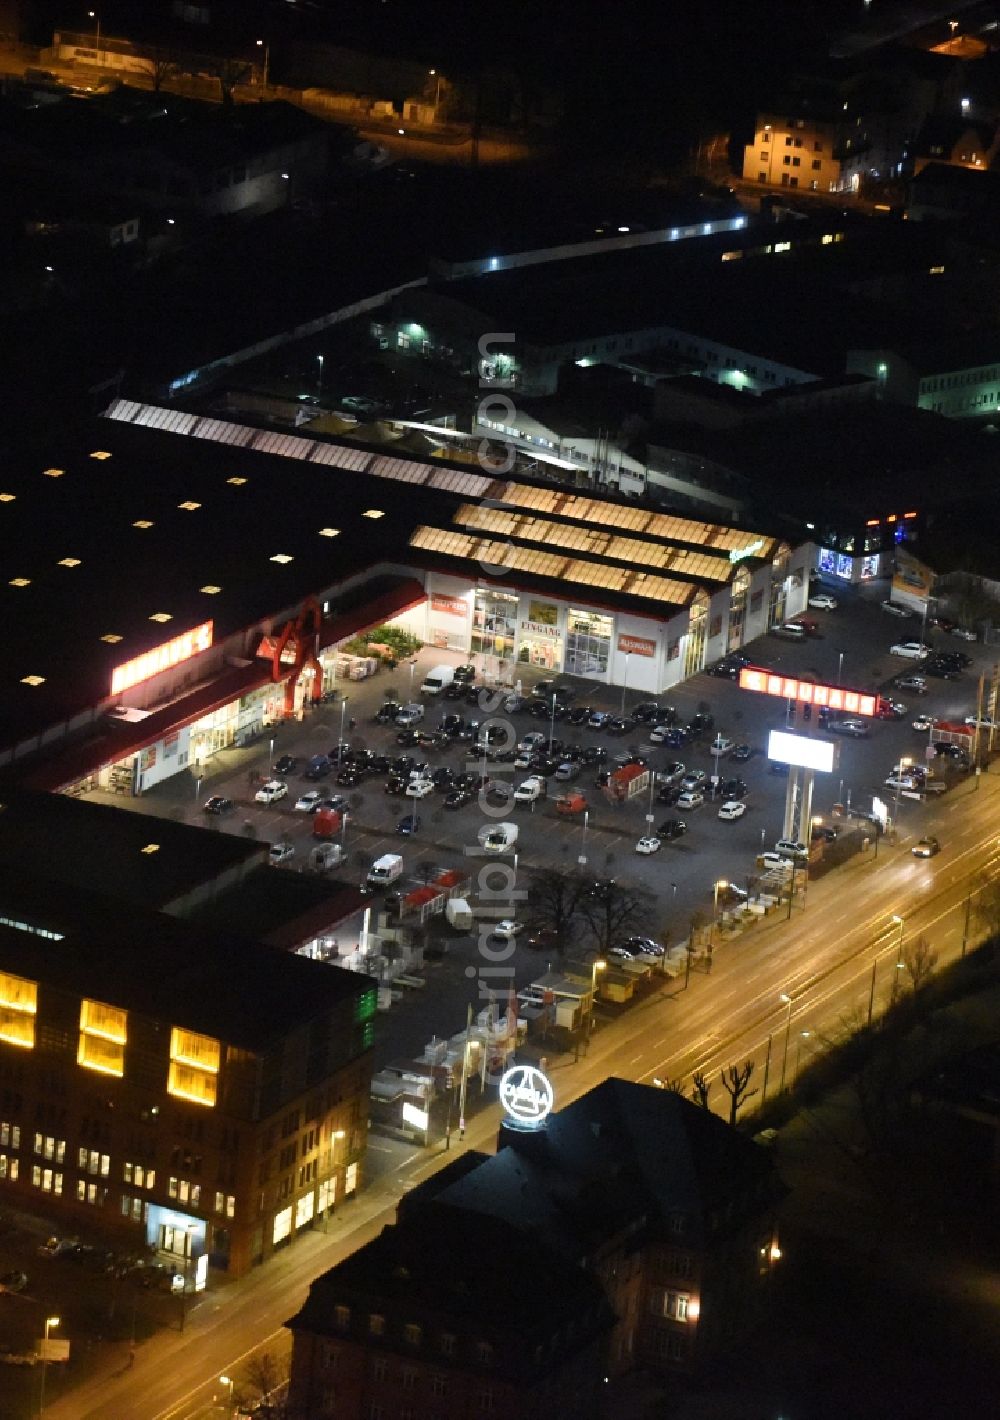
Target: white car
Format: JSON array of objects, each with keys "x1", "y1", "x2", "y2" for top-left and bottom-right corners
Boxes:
[
  {"x1": 952, "y1": 627, "x2": 977, "y2": 641},
  {"x1": 648, "y1": 724, "x2": 672, "y2": 744},
  {"x1": 492, "y1": 919, "x2": 524, "y2": 940},
  {"x1": 759, "y1": 851, "x2": 794, "y2": 874},
  {"x1": 255, "y1": 780, "x2": 288, "y2": 804},
  {"x1": 294, "y1": 790, "x2": 322, "y2": 812},
  {"x1": 709, "y1": 736, "x2": 734, "y2": 756},
  {"x1": 513, "y1": 777, "x2": 545, "y2": 803},
  {"x1": 517, "y1": 732, "x2": 546, "y2": 753},
  {"x1": 890, "y1": 642, "x2": 928, "y2": 659},
  {"x1": 912, "y1": 715, "x2": 938, "y2": 731},
  {"x1": 676, "y1": 789, "x2": 704, "y2": 809},
  {"x1": 269, "y1": 842, "x2": 295, "y2": 864},
  {"x1": 775, "y1": 838, "x2": 808, "y2": 859},
  {"x1": 718, "y1": 800, "x2": 746, "y2": 821},
  {"x1": 635, "y1": 836, "x2": 661, "y2": 854},
  {"x1": 881, "y1": 602, "x2": 912, "y2": 618},
  {"x1": 405, "y1": 779, "x2": 434, "y2": 798},
  {"x1": 808, "y1": 594, "x2": 837, "y2": 610}
]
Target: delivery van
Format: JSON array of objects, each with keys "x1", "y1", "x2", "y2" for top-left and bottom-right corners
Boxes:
[
  {"x1": 368, "y1": 853, "x2": 404, "y2": 888},
  {"x1": 477, "y1": 822, "x2": 519, "y2": 853},
  {"x1": 421, "y1": 665, "x2": 455, "y2": 696}
]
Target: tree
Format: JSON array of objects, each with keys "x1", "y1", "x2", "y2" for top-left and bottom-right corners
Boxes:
[
  {"x1": 415, "y1": 861, "x2": 440, "y2": 887},
  {"x1": 719, "y1": 1061, "x2": 758, "y2": 1126},
  {"x1": 688, "y1": 909, "x2": 708, "y2": 948},
  {"x1": 141, "y1": 46, "x2": 178, "y2": 92},
  {"x1": 691, "y1": 1072, "x2": 711, "y2": 1109},
  {"x1": 902, "y1": 935, "x2": 938, "y2": 994},
  {"x1": 210, "y1": 57, "x2": 252, "y2": 107},
  {"x1": 577, "y1": 877, "x2": 654, "y2": 956},
  {"x1": 527, "y1": 867, "x2": 589, "y2": 949},
  {"x1": 653, "y1": 1076, "x2": 685, "y2": 1093},
  {"x1": 239, "y1": 1350, "x2": 288, "y2": 1417},
  {"x1": 974, "y1": 877, "x2": 1000, "y2": 944}
]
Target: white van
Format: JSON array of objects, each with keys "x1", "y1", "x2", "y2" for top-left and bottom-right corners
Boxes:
[
  {"x1": 368, "y1": 853, "x2": 404, "y2": 888},
  {"x1": 309, "y1": 843, "x2": 344, "y2": 872},
  {"x1": 477, "y1": 822, "x2": 519, "y2": 854},
  {"x1": 421, "y1": 665, "x2": 455, "y2": 695}
]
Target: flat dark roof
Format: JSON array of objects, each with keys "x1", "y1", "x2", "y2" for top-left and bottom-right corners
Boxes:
[
  {"x1": 0, "y1": 867, "x2": 372, "y2": 1052},
  {"x1": 0, "y1": 789, "x2": 265, "y2": 908}
]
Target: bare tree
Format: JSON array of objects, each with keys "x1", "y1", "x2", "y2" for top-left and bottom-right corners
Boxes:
[
  {"x1": 415, "y1": 861, "x2": 440, "y2": 887},
  {"x1": 577, "y1": 877, "x2": 654, "y2": 956},
  {"x1": 240, "y1": 1351, "x2": 288, "y2": 1417},
  {"x1": 653, "y1": 1076, "x2": 685, "y2": 1093},
  {"x1": 688, "y1": 909, "x2": 708, "y2": 949},
  {"x1": 691, "y1": 1071, "x2": 711, "y2": 1109},
  {"x1": 210, "y1": 57, "x2": 252, "y2": 107},
  {"x1": 974, "y1": 878, "x2": 1000, "y2": 943},
  {"x1": 527, "y1": 867, "x2": 590, "y2": 950},
  {"x1": 902, "y1": 935, "x2": 938, "y2": 994},
  {"x1": 141, "y1": 46, "x2": 178, "y2": 92},
  {"x1": 719, "y1": 1061, "x2": 758, "y2": 1126}
]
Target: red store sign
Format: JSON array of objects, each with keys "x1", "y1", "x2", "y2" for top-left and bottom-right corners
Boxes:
[
  {"x1": 617, "y1": 634, "x2": 657, "y2": 658},
  {"x1": 431, "y1": 595, "x2": 468, "y2": 619}
]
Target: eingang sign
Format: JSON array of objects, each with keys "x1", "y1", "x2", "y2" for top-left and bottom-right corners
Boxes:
[{"x1": 111, "y1": 621, "x2": 213, "y2": 696}]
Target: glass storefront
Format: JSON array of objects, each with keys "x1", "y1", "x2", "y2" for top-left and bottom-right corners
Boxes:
[
  {"x1": 727, "y1": 568, "x2": 750, "y2": 652},
  {"x1": 471, "y1": 589, "x2": 518, "y2": 659},
  {"x1": 517, "y1": 601, "x2": 562, "y2": 670},
  {"x1": 684, "y1": 594, "x2": 709, "y2": 678},
  {"x1": 565, "y1": 609, "x2": 613, "y2": 677}
]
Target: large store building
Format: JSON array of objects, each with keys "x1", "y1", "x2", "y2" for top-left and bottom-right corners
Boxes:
[{"x1": 0, "y1": 401, "x2": 813, "y2": 801}]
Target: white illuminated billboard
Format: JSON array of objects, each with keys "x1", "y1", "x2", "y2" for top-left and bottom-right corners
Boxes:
[{"x1": 768, "y1": 730, "x2": 836, "y2": 773}]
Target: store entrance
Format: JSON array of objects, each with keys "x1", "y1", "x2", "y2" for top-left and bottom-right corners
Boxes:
[
  {"x1": 159, "y1": 1224, "x2": 192, "y2": 1258},
  {"x1": 517, "y1": 637, "x2": 561, "y2": 671}
]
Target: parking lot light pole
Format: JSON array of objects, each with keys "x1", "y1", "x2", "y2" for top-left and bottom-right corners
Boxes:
[
  {"x1": 620, "y1": 653, "x2": 631, "y2": 716},
  {"x1": 549, "y1": 693, "x2": 557, "y2": 754},
  {"x1": 778, "y1": 993, "x2": 793, "y2": 1092},
  {"x1": 578, "y1": 809, "x2": 589, "y2": 866},
  {"x1": 340, "y1": 696, "x2": 349, "y2": 746},
  {"x1": 220, "y1": 1374, "x2": 235, "y2": 1419},
  {"x1": 38, "y1": 1315, "x2": 59, "y2": 1414}
]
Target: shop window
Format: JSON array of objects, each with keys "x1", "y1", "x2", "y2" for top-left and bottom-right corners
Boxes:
[
  {"x1": 860, "y1": 555, "x2": 879, "y2": 580},
  {"x1": 168, "y1": 1028, "x2": 220, "y2": 1107},
  {"x1": 565, "y1": 609, "x2": 613, "y2": 677},
  {"x1": 78, "y1": 999, "x2": 127, "y2": 1077},
  {"x1": 836, "y1": 554, "x2": 853, "y2": 580},
  {"x1": 273, "y1": 1206, "x2": 293, "y2": 1245},
  {"x1": 296, "y1": 1192, "x2": 315, "y2": 1228},
  {"x1": 818, "y1": 548, "x2": 837, "y2": 574},
  {"x1": 0, "y1": 971, "x2": 37, "y2": 1050}
]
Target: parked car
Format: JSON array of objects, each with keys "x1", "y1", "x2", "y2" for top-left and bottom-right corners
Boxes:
[
  {"x1": 680, "y1": 769, "x2": 707, "y2": 790},
  {"x1": 273, "y1": 754, "x2": 298, "y2": 774},
  {"x1": 952, "y1": 627, "x2": 977, "y2": 641},
  {"x1": 657, "y1": 818, "x2": 687, "y2": 839},
  {"x1": 759, "y1": 851, "x2": 795, "y2": 874},
  {"x1": 775, "y1": 838, "x2": 808, "y2": 860},
  {"x1": 657, "y1": 784, "x2": 682, "y2": 806},
  {"x1": 718, "y1": 800, "x2": 746, "y2": 821},
  {"x1": 294, "y1": 790, "x2": 323, "y2": 811},
  {"x1": 894, "y1": 675, "x2": 927, "y2": 694},
  {"x1": 374, "y1": 703, "x2": 401, "y2": 723},
  {"x1": 719, "y1": 777, "x2": 748, "y2": 799},
  {"x1": 397, "y1": 814, "x2": 421, "y2": 835},
  {"x1": 453, "y1": 663, "x2": 476, "y2": 682},
  {"x1": 38, "y1": 1237, "x2": 76, "y2": 1258},
  {"x1": 269, "y1": 842, "x2": 295, "y2": 865},
  {"x1": 618, "y1": 936, "x2": 666, "y2": 957},
  {"x1": 676, "y1": 789, "x2": 704, "y2": 809},
  {"x1": 444, "y1": 788, "x2": 473, "y2": 810},
  {"x1": 807, "y1": 593, "x2": 837, "y2": 610},
  {"x1": 890, "y1": 642, "x2": 928, "y2": 659},
  {"x1": 731, "y1": 743, "x2": 753, "y2": 762},
  {"x1": 254, "y1": 779, "x2": 287, "y2": 804},
  {"x1": 709, "y1": 735, "x2": 733, "y2": 756},
  {"x1": 0, "y1": 1271, "x2": 28, "y2": 1294},
  {"x1": 881, "y1": 601, "x2": 912, "y2": 618},
  {"x1": 659, "y1": 761, "x2": 686, "y2": 785},
  {"x1": 635, "y1": 835, "x2": 661, "y2": 854},
  {"x1": 491, "y1": 919, "x2": 525, "y2": 940},
  {"x1": 876, "y1": 701, "x2": 906, "y2": 720},
  {"x1": 405, "y1": 778, "x2": 435, "y2": 798},
  {"x1": 912, "y1": 715, "x2": 938, "y2": 732},
  {"x1": 827, "y1": 718, "x2": 870, "y2": 738},
  {"x1": 632, "y1": 702, "x2": 661, "y2": 724},
  {"x1": 202, "y1": 796, "x2": 234, "y2": 815}
]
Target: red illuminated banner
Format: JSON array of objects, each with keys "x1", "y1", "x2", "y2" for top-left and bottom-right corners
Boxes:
[
  {"x1": 738, "y1": 666, "x2": 877, "y2": 717},
  {"x1": 111, "y1": 621, "x2": 214, "y2": 696}
]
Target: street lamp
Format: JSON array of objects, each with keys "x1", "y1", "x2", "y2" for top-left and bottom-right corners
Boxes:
[
  {"x1": 620, "y1": 652, "x2": 631, "y2": 716},
  {"x1": 794, "y1": 1029, "x2": 811, "y2": 1084},
  {"x1": 548, "y1": 692, "x2": 557, "y2": 754},
  {"x1": 578, "y1": 808, "x2": 589, "y2": 866},
  {"x1": 179, "y1": 1224, "x2": 196, "y2": 1332},
  {"x1": 256, "y1": 38, "x2": 270, "y2": 90},
  {"x1": 220, "y1": 1374, "x2": 235, "y2": 1419},
  {"x1": 88, "y1": 10, "x2": 100, "y2": 64},
  {"x1": 778, "y1": 992, "x2": 794, "y2": 1092},
  {"x1": 38, "y1": 1315, "x2": 60, "y2": 1414},
  {"x1": 589, "y1": 959, "x2": 606, "y2": 1034},
  {"x1": 317, "y1": 353, "x2": 324, "y2": 398},
  {"x1": 340, "y1": 695, "x2": 349, "y2": 746},
  {"x1": 837, "y1": 650, "x2": 844, "y2": 686}
]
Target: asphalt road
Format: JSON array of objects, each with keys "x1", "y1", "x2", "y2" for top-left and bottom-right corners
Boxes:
[{"x1": 53, "y1": 573, "x2": 1000, "y2": 1417}]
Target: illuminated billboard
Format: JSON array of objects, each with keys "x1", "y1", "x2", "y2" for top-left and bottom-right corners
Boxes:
[
  {"x1": 739, "y1": 666, "x2": 877, "y2": 718},
  {"x1": 768, "y1": 730, "x2": 837, "y2": 773},
  {"x1": 111, "y1": 621, "x2": 213, "y2": 696}
]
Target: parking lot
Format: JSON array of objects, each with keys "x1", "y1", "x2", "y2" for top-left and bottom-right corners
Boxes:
[{"x1": 75, "y1": 571, "x2": 994, "y2": 1057}]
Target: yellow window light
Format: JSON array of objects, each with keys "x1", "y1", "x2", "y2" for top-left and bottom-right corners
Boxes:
[
  {"x1": 200, "y1": 585, "x2": 222, "y2": 595},
  {"x1": 318, "y1": 527, "x2": 340, "y2": 538},
  {"x1": 100, "y1": 633, "x2": 123, "y2": 644},
  {"x1": 9, "y1": 578, "x2": 30, "y2": 588},
  {"x1": 226, "y1": 476, "x2": 247, "y2": 486},
  {"x1": 57, "y1": 558, "x2": 81, "y2": 568},
  {"x1": 178, "y1": 501, "x2": 201, "y2": 511},
  {"x1": 43, "y1": 468, "x2": 65, "y2": 477},
  {"x1": 20, "y1": 675, "x2": 45, "y2": 686},
  {"x1": 89, "y1": 451, "x2": 112, "y2": 460},
  {"x1": 0, "y1": 970, "x2": 37, "y2": 1050},
  {"x1": 140, "y1": 843, "x2": 160, "y2": 854},
  {"x1": 270, "y1": 553, "x2": 293, "y2": 564},
  {"x1": 0, "y1": 492, "x2": 15, "y2": 502},
  {"x1": 77, "y1": 999, "x2": 127, "y2": 1077},
  {"x1": 132, "y1": 520, "x2": 154, "y2": 529},
  {"x1": 363, "y1": 509, "x2": 385, "y2": 519},
  {"x1": 168, "y1": 1027, "x2": 220, "y2": 1107},
  {"x1": 149, "y1": 612, "x2": 172, "y2": 623}
]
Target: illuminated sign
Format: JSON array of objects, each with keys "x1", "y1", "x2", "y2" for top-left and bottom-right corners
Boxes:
[
  {"x1": 499, "y1": 1064, "x2": 554, "y2": 1128},
  {"x1": 729, "y1": 539, "x2": 765, "y2": 564},
  {"x1": 430, "y1": 594, "x2": 468, "y2": 618},
  {"x1": 617, "y1": 633, "x2": 657, "y2": 658},
  {"x1": 739, "y1": 667, "x2": 877, "y2": 717},
  {"x1": 767, "y1": 730, "x2": 836, "y2": 773},
  {"x1": 111, "y1": 622, "x2": 213, "y2": 696}
]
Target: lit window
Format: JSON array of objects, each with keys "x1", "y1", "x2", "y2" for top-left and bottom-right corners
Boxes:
[
  {"x1": 43, "y1": 468, "x2": 65, "y2": 477},
  {"x1": 226, "y1": 476, "x2": 247, "y2": 486},
  {"x1": 178, "y1": 501, "x2": 201, "y2": 511},
  {"x1": 404, "y1": 1323, "x2": 422, "y2": 1347},
  {"x1": 168, "y1": 1026, "x2": 220, "y2": 1107},
  {"x1": 90, "y1": 451, "x2": 112, "y2": 460},
  {"x1": 363, "y1": 510, "x2": 385, "y2": 519},
  {"x1": 0, "y1": 493, "x2": 15, "y2": 502},
  {"x1": 149, "y1": 612, "x2": 172, "y2": 623},
  {"x1": 132, "y1": 520, "x2": 154, "y2": 529},
  {"x1": 101, "y1": 634, "x2": 124, "y2": 644},
  {"x1": 9, "y1": 578, "x2": 30, "y2": 587},
  {"x1": 270, "y1": 553, "x2": 293, "y2": 564},
  {"x1": 78, "y1": 999, "x2": 127, "y2": 1077},
  {"x1": 369, "y1": 1313, "x2": 385, "y2": 1336},
  {"x1": 318, "y1": 527, "x2": 340, "y2": 538},
  {"x1": 140, "y1": 843, "x2": 159, "y2": 855},
  {"x1": 200, "y1": 585, "x2": 222, "y2": 595},
  {"x1": 20, "y1": 675, "x2": 45, "y2": 687},
  {"x1": 0, "y1": 971, "x2": 37, "y2": 1049},
  {"x1": 57, "y1": 558, "x2": 81, "y2": 567}
]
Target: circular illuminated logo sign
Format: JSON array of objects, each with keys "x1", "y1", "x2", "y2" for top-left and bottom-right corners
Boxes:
[{"x1": 499, "y1": 1065, "x2": 554, "y2": 1127}]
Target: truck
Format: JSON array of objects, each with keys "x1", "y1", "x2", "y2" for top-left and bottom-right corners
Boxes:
[
  {"x1": 420, "y1": 664, "x2": 455, "y2": 696},
  {"x1": 445, "y1": 897, "x2": 473, "y2": 929},
  {"x1": 395, "y1": 702, "x2": 425, "y2": 726},
  {"x1": 309, "y1": 842, "x2": 344, "y2": 872},
  {"x1": 477, "y1": 822, "x2": 519, "y2": 854},
  {"x1": 312, "y1": 808, "x2": 343, "y2": 839},
  {"x1": 513, "y1": 776, "x2": 546, "y2": 803},
  {"x1": 368, "y1": 853, "x2": 404, "y2": 888}
]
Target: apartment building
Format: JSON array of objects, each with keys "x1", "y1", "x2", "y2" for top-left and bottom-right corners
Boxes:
[{"x1": 743, "y1": 111, "x2": 842, "y2": 192}]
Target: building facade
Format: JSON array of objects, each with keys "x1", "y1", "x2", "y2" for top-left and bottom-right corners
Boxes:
[
  {"x1": 0, "y1": 872, "x2": 376, "y2": 1278},
  {"x1": 743, "y1": 111, "x2": 842, "y2": 192}
]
